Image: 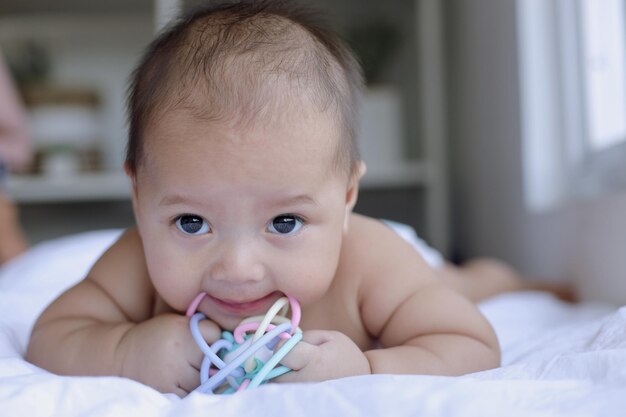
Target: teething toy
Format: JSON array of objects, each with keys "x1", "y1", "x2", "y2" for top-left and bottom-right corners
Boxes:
[{"x1": 187, "y1": 292, "x2": 302, "y2": 394}]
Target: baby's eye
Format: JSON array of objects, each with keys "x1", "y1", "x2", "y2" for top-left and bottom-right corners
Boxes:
[
  {"x1": 175, "y1": 215, "x2": 210, "y2": 235},
  {"x1": 267, "y1": 215, "x2": 304, "y2": 235}
]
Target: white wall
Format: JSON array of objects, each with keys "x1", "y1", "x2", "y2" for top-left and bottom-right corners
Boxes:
[
  {"x1": 569, "y1": 193, "x2": 626, "y2": 303},
  {"x1": 446, "y1": 0, "x2": 528, "y2": 266},
  {"x1": 445, "y1": 0, "x2": 626, "y2": 303}
]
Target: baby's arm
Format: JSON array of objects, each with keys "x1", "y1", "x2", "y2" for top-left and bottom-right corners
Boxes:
[
  {"x1": 26, "y1": 228, "x2": 219, "y2": 396},
  {"x1": 277, "y1": 217, "x2": 499, "y2": 382},
  {"x1": 358, "y1": 223, "x2": 500, "y2": 375}
]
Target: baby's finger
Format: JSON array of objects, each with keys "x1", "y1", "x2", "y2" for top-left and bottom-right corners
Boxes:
[
  {"x1": 298, "y1": 330, "x2": 334, "y2": 346},
  {"x1": 185, "y1": 318, "x2": 222, "y2": 369},
  {"x1": 275, "y1": 340, "x2": 317, "y2": 373},
  {"x1": 176, "y1": 363, "x2": 202, "y2": 395},
  {"x1": 171, "y1": 386, "x2": 189, "y2": 398},
  {"x1": 199, "y1": 319, "x2": 221, "y2": 344},
  {"x1": 273, "y1": 330, "x2": 338, "y2": 383},
  {"x1": 274, "y1": 329, "x2": 331, "y2": 351},
  {"x1": 275, "y1": 330, "x2": 331, "y2": 370}
]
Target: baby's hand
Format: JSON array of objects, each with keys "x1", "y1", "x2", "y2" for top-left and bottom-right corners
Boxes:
[
  {"x1": 117, "y1": 313, "x2": 220, "y2": 396},
  {"x1": 275, "y1": 330, "x2": 370, "y2": 383}
]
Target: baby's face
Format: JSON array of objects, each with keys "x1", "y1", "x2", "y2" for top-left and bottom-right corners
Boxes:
[{"x1": 131, "y1": 109, "x2": 356, "y2": 330}]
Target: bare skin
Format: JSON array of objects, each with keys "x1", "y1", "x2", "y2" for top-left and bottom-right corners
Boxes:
[
  {"x1": 0, "y1": 52, "x2": 33, "y2": 172},
  {"x1": 438, "y1": 259, "x2": 579, "y2": 304},
  {"x1": 28, "y1": 217, "x2": 500, "y2": 395},
  {"x1": 27, "y1": 109, "x2": 500, "y2": 396},
  {"x1": 0, "y1": 52, "x2": 32, "y2": 264},
  {"x1": 0, "y1": 193, "x2": 28, "y2": 264}
]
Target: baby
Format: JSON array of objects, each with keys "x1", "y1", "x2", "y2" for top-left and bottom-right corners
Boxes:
[{"x1": 27, "y1": 0, "x2": 507, "y2": 396}]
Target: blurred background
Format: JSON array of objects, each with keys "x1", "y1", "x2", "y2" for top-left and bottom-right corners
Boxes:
[{"x1": 1, "y1": 0, "x2": 625, "y2": 303}]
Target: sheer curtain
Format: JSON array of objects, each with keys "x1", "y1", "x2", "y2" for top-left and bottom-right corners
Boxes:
[{"x1": 517, "y1": 0, "x2": 626, "y2": 212}]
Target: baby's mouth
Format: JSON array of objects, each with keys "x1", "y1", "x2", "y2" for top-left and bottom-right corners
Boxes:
[{"x1": 207, "y1": 291, "x2": 283, "y2": 316}]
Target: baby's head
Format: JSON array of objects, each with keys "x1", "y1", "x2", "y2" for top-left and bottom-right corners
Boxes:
[
  {"x1": 126, "y1": 0, "x2": 363, "y2": 180},
  {"x1": 124, "y1": 0, "x2": 365, "y2": 329}
]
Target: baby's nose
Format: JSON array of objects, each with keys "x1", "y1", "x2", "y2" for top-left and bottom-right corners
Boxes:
[{"x1": 209, "y1": 240, "x2": 265, "y2": 283}]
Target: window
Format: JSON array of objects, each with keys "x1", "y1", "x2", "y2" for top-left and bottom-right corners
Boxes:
[
  {"x1": 580, "y1": 0, "x2": 626, "y2": 152},
  {"x1": 517, "y1": 0, "x2": 626, "y2": 212}
]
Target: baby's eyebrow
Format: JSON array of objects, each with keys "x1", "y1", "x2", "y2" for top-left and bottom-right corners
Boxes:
[
  {"x1": 157, "y1": 193, "x2": 318, "y2": 208},
  {"x1": 159, "y1": 194, "x2": 194, "y2": 207},
  {"x1": 274, "y1": 194, "x2": 319, "y2": 207}
]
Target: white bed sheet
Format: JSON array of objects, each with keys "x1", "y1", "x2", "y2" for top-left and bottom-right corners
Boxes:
[{"x1": 1, "y1": 230, "x2": 625, "y2": 416}]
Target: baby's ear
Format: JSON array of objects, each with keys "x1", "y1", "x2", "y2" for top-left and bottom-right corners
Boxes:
[
  {"x1": 123, "y1": 161, "x2": 139, "y2": 212},
  {"x1": 123, "y1": 160, "x2": 134, "y2": 180},
  {"x1": 343, "y1": 161, "x2": 366, "y2": 231}
]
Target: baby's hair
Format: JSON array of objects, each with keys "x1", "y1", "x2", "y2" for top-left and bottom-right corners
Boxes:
[{"x1": 125, "y1": 0, "x2": 364, "y2": 177}]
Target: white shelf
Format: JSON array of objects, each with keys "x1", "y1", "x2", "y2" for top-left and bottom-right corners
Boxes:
[
  {"x1": 5, "y1": 172, "x2": 131, "y2": 203},
  {"x1": 5, "y1": 161, "x2": 429, "y2": 204}
]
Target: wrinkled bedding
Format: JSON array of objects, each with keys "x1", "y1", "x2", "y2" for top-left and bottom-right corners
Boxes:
[{"x1": 1, "y1": 230, "x2": 625, "y2": 416}]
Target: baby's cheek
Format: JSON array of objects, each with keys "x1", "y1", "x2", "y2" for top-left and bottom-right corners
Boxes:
[
  {"x1": 147, "y1": 250, "x2": 198, "y2": 311},
  {"x1": 304, "y1": 238, "x2": 342, "y2": 297},
  {"x1": 285, "y1": 256, "x2": 337, "y2": 305}
]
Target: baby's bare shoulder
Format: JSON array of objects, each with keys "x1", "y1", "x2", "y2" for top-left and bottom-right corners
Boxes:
[
  {"x1": 32, "y1": 227, "x2": 155, "y2": 333},
  {"x1": 85, "y1": 227, "x2": 155, "y2": 321},
  {"x1": 89, "y1": 227, "x2": 146, "y2": 280},
  {"x1": 340, "y1": 214, "x2": 441, "y2": 333},
  {"x1": 341, "y1": 214, "x2": 435, "y2": 283}
]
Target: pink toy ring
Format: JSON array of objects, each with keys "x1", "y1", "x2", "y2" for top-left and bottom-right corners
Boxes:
[{"x1": 186, "y1": 292, "x2": 208, "y2": 317}]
